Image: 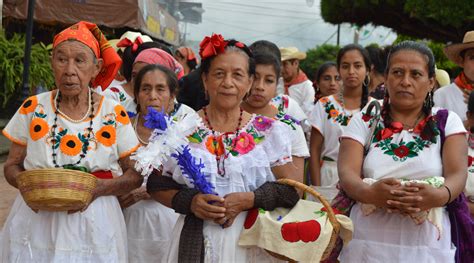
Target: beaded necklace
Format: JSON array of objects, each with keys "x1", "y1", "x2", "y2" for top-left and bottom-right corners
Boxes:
[
  {"x1": 203, "y1": 106, "x2": 243, "y2": 176},
  {"x1": 51, "y1": 89, "x2": 95, "y2": 169}
]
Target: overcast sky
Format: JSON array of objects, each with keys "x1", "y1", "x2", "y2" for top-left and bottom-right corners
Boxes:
[{"x1": 183, "y1": 0, "x2": 397, "y2": 51}]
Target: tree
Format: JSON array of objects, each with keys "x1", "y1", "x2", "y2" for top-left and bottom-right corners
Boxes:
[
  {"x1": 300, "y1": 44, "x2": 340, "y2": 80},
  {"x1": 393, "y1": 35, "x2": 461, "y2": 77},
  {"x1": 320, "y1": 0, "x2": 474, "y2": 43}
]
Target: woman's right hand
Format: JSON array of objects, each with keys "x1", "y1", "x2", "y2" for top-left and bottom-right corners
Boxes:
[
  {"x1": 368, "y1": 178, "x2": 423, "y2": 214},
  {"x1": 190, "y1": 194, "x2": 226, "y2": 220},
  {"x1": 366, "y1": 178, "x2": 403, "y2": 208},
  {"x1": 118, "y1": 186, "x2": 150, "y2": 209}
]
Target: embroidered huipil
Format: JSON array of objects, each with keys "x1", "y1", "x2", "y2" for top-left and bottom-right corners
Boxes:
[
  {"x1": 101, "y1": 81, "x2": 137, "y2": 117},
  {"x1": 1, "y1": 91, "x2": 140, "y2": 262},
  {"x1": 339, "y1": 107, "x2": 466, "y2": 262},
  {"x1": 162, "y1": 115, "x2": 292, "y2": 262}
]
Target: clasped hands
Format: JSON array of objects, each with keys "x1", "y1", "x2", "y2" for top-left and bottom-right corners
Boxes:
[
  {"x1": 367, "y1": 178, "x2": 447, "y2": 215},
  {"x1": 190, "y1": 192, "x2": 254, "y2": 228}
]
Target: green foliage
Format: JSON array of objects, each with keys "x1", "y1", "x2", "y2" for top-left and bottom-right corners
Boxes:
[
  {"x1": 0, "y1": 30, "x2": 54, "y2": 107},
  {"x1": 300, "y1": 44, "x2": 340, "y2": 80},
  {"x1": 393, "y1": 35, "x2": 461, "y2": 77},
  {"x1": 320, "y1": 0, "x2": 473, "y2": 43}
]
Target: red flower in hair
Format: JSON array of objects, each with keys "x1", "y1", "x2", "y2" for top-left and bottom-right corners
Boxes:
[
  {"x1": 235, "y1": 42, "x2": 244, "y2": 48},
  {"x1": 117, "y1": 36, "x2": 144, "y2": 53},
  {"x1": 199, "y1": 34, "x2": 228, "y2": 60}
]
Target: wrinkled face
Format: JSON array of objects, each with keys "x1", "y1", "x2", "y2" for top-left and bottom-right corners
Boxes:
[
  {"x1": 461, "y1": 49, "x2": 474, "y2": 82},
  {"x1": 246, "y1": 64, "x2": 278, "y2": 108},
  {"x1": 385, "y1": 50, "x2": 434, "y2": 110},
  {"x1": 131, "y1": 61, "x2": 147, "y2": 85},
  {"x1": 202, "y1": 51, "x2": 253, "y2": 110},
  {"x1": 137, "y1": 70, "x2": 174, "y2": 115},
  {"x1": 281, "y1": 59, "x2": 299, "y2": 82},
  {"x1": 317, "y1": 66, "x2": 341, "y2": 96},
  {"x1": 339, "y1": 50, "x2": 368, "y2": 90},
  {"x1": 52, "y1": 41, "x2": 102, "y2": 97}
]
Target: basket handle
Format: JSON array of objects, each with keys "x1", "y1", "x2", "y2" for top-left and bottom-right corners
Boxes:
[{"x1": 277, "y1": 178, "x2": 340, "y2": 233}]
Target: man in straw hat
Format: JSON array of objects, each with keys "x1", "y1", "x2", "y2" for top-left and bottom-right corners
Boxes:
[
  {"x1": 280, "y1": 47, "x2": 315, "y2": 114},
  {"x1": 434, "y1": 30, "x2": 474, "y2": 122}
]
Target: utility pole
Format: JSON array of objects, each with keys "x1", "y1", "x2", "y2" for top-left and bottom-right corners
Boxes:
[
  {"x1": 0, "y1": 0, "x2": 3, "y2": 29},
  {"x1": 22, "y1": 0, "x2": 35, "y2": 99},
  {"x1": 353, "y1": 26, "x2": 359, "y2": 44},
  {"x1": 336, "y1": 24, "x2": 340, "y2": 46}
]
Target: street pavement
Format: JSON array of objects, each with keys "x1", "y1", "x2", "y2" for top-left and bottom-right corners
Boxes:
[{"x1": 0, "y1": 159, "x2": 17, "y2": 228}]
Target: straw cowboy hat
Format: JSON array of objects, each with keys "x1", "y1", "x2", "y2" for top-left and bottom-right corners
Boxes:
[
  {"x1": 444, "y1": 31, "x2": 474, "y2": 66},
  {"x1": 280, "y1": 47, "x2": 307, "y2": 61}
]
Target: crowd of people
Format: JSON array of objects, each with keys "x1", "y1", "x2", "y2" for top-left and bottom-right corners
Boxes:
[{"x1": 0, "y1": 20, "x2": 473, "y2": 262}]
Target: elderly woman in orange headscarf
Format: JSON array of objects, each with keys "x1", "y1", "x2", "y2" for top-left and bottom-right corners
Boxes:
[{"x1": 0, "y1": 21, "x2": 142, "y2": 262}]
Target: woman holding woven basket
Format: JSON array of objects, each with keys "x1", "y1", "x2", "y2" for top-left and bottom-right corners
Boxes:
[
  {"x1": 338, "y1": 41, "x2": 468, "y2": 262},
  {"x1": 1, "y1": 21, "x2": 143, "y2": 262},
  {"x1": 144, "y1": 34, "x2": 302, "y2": 262}
]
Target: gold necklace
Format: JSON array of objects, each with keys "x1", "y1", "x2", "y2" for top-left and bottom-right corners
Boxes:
[
  {"x1": 54, "y1": 88, "x2": 92, "y2": 123},
  {"x1": 133, "y1": 113, "x2": 149, "y2": 145}
]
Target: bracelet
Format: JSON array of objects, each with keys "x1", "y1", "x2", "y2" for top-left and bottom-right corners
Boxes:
[{"x1": 443, "y1": 185, "x2": 452, "y2": 206}]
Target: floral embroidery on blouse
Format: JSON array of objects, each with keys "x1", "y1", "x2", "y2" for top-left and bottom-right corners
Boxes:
[
  {"x1": 188, "y1": 115, "x2": 274, "y2": 157},
  {"x1": 19, "y1": 95, "x2": 38, "y2": 115},
  {"x1": 468, "y1": 156, "x2": 474, "y2": 173},
  {"x1": 29, "y1": 104, "x2": 49, "y2": 141},
  {"x1": 319, "y1": 97, "x2": 351, "y2": 126},
  {"x1": 362, "y1": 111, "x2": 440, "y2": 162},
  {"x1": 271, "y1": 95, "x2": 300, "y2": 130},
  {"x1": 110, "y1": 87, "x2": 127, "y2": 103}
]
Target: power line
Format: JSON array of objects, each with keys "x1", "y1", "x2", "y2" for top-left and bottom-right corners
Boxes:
[
  {"x1": 208, "y1": 2, "x2": 320, "y2": 16},
  {"x1": 203, "y1": 6, "x2": 318, "y2": 20}
]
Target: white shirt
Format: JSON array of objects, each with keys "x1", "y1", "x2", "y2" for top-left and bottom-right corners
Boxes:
[
  {"x1": 286, "y1": 79, "x2": 315, "y2": 116},
  {"x1": 434, "y1": 82, "x2": 466, "y2": 121}
]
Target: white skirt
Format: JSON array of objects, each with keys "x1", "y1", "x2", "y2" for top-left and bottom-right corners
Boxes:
[
  {"x1": 339, "y1": 203, "x2": 455, "y2": 263},
  {"x1": 320, "y1": 160, "x2": 339, "y2": 187},
  {"x1": 0, "y1": 194, "x2": 127, "y2": 263},
  {"x1": 123, "y1": 200, "x2": 179, "y2": 263},
  {"x1": 166, "y1": 212, "x2": 284, "y2": 263}
]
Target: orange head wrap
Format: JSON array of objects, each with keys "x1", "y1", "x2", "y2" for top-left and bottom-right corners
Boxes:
[
  {"x1": 177, "y1": 47, "x2": 198, "y2": 63},
  {"x1": 53, "y1": 21, "x2": 122, "y2": 90}
]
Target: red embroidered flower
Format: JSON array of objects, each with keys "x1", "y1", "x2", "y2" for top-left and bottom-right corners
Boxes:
[
  {"x1": 362, "y1": 113, "x2": 372, "y2": 122},
  {"x1": 468, "y1": 156, "x2": 474, "y2": 167},
  {"x1": 110, "y1": 87, "x2": 120, "y2": 93},
  {"x1": 199, "y1": 34, "x2": 228, "y2": 60},
  {"x1": 393, "y1": 145, "x2": 410, "y2": 158},
  {"x1": 232, "y1": 132, "x2": 256, "y2": 154}
]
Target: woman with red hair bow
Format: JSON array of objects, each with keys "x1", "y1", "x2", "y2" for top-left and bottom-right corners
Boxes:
[{"x1": 145, "y1": 34, "x2": 301, "y2": 262}]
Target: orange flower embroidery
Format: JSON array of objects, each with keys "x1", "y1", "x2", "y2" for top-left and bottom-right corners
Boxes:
[
  {"x1": 319, "y1": 97, "x2": 329, "y2": 104},
  {"x1": 114, "y1": 104, "x2": 130, "y2": 125},
  {"x1": 329, "y1": 109, "x2": 339, "y2": 118},
  {"x1": 96, "y1": 125, "x2": 116, "y2": 147},
  {"x1": 60, "y1": 134, "x2": 83, "y2": 156},
  {"x1": 205, "y1": 135, "x2": 225, "y2": 156},
  {"x1": 30, "y1": 118, "x2": 49, "y2": 141},
  {"x1": 19, "y1": 96, "x2": 38, "y2": 114}
]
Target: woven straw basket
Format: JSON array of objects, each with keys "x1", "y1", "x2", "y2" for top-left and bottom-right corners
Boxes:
[
  {"x1": 266, "y1": 178, "x2": 341, "y2": 262},
  {"x1": 16, "y1": 168, "x2": 97, "y2": 211}
]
